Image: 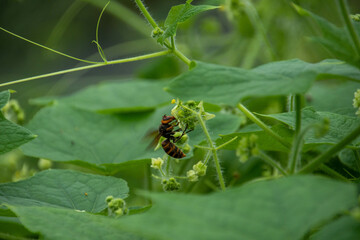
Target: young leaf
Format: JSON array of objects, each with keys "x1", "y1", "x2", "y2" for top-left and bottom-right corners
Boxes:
[
  {"x1": 157, "y1": 2, "x2": 219, "y2": 44},
  {"x1": 7, "y1": 176, "x2": 357, "y2": 240},
  {"x1": 166, "y1": 59, "x2": 360, "y2": 105},
  {"x1": 0, "y1": 90, "x2": 36, "y2": 155},
  {"x1": 0, "y1": 169, "x2": 128, "y2": 213}
]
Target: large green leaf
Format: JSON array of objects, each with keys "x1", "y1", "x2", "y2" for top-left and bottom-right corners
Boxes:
[
  {"x1": 312, "y1": 216, "x2": 360, "y2": 240},
  {"x1": 0, "y1": 169, "x2": 128, "y2": 213},
  {"x1": 166, "y1": 59, "x2": 360, "y2": 105},
  {"x1": 8, "y1": 176, "x2": 357, "y2": 240},
  {"x1": 0, "y1": 90, "x2": 36, "y2": 155},
  {"x1": 21, "y1": 104, "x2": 159, "y2": 172},
  {"x1": 158, "y1": 2, "x2": 219, "y2": 43},
  {"x1": 8, "y1": 206, "x2": 141, "y2": 240},
  {"x1": 21, "y1": 103, "x2": 239, "y2": 172}
]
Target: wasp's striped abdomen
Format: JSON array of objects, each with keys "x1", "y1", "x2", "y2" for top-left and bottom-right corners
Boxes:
[{"x1": 161, "y1": 139, "x2": 186, "y2": 159}]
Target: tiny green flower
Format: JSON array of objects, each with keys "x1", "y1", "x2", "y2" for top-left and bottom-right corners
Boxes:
[
  {"x1": 193, "y1": 161, "x2": 207, "y2": 176},
  {"x1": 151, "y1": 157, "x2": 164, "y2": 170},
  {"x1": 236, "y1": 134, "x2": 259, "y2": 163},
  {"x1": 105, "y1": 195, "x2": 113, "y2": 203},
  {"x1": 187, "y1": 170, "x2": 199, "y2": 182},
  {"x1": 151, "y1": 27, "x2": 164, "y2": 39}
]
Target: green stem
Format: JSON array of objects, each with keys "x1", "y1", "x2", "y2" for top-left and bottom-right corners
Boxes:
[
  {"x1": 294, "y1": 94, "x2": 302, "y2": 136},
  {"x1": 299, "y1": 124, "x2": 360, "y2": 173},
  {"x1": 0, "y1": 27, "x2": 100, "y2": 64},
  {"x1": 134, "y1": 0, "x2": 159, "y2": 29},
  {"x1": 197, "y1": 114, "x2": 226, "y2": 191},
  {"x1": 173, "y1": 49, "x2": 192, "y2": 66},
  {"x1": 319, "y1": 165, "x2": 349, "y2": 182},
  {"x1": 288, "y1": 94, "x2": 303, "y2": 173},
  {"x1": 337, "y1": 0, "x2": 360, "y2": 58},
  {"x1": 0, "y1": 50, "x2": 171, "y2": 88},
  {"x1": 237, "y1": 103, "x2": 291, "y2": 149},
  {"x1": 258, "y1": 151, "x2": 288, "y2": 176},
  {"x1": 216, "y1": 136, "x2": 238, "y2": 150}
]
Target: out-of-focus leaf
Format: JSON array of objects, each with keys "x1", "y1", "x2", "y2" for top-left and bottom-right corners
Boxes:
[
  {"x1": 292, "y1": 4, "x2": 357, "y2": 64},
  {"x1": 0, "y1": 216, "x2": 37, "y2": 240},
  {"x1": 9, "y1": 176, "x2": 356, "y2": 240},
  {"x1": 158, "y1": 2, "x2": 219, "y2": 43},
  {"x1": 0, "y1": 90, "x2": 36, "y2": 155},
  {"x1": 0, "y1": 169, "x2": 128, "y2": 213},
  {"x1": 312, "y1": 216, "x2": 360, "y2": 240},
  {"x1": 8, "y1": 206, "x2": 142, "y2": 240},
  {"x1": 166, "y1": 59, "x2": 360, "y2": 105},
  {"x1": 307, "y1": 81, "x2": 360, "y2": 115}
]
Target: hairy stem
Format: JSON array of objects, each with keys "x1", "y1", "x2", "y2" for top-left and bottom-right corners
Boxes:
[
  {"x1": 299, "y1": 124, "x2": 360, "y2": 173},
  {"x1": 0, "y1": 50, "x2": 171, "y2": 88},
  {"x1": 197, "y1": 113, "x2": 226, "y2": 191},
  {"x1": 288, "y1": 94, "x2": 303, "y2": 173},
  {"x1": 134, "y1": 0, "x2": 159, "y2": 29}
]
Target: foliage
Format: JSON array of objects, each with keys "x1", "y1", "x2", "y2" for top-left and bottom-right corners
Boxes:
[{"x1": 1, "y1": 0, "x2": 360, "y2": 239}]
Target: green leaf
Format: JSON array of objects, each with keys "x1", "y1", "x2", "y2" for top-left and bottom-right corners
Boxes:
[
  {"x1": 158, "y1": 2, "x2": 219, "y2": 43},
  {"x1": 338, "y1": 149, "x2": 360, "y2": 172},
  {"x1": 0, "y1": 90, "x2": 36, "y2": 155},
  {"x1": 166, "y1": 59, "x2": 360, "y2": 105},
  {"x1": 258, "y1": 107, "x2": 360, "y2": 148},
  {"x1": 8, "y1": 176, "x2": 357, "y2": 240},
  {"x1": 0, "y1": 216, "x2": 38, "y2": 239},
  {"x1": 21, "y1": 104, "x2": 161, "y2": 172},
  {"x1": 8, "y1": 206, "x2": 142, "y2": 240},
  {"x1": 0, "y1": 90, "x2": 10, "y2": 108},
  {"x1": 0, "y1": 169, "x2": 128, "y2": 213},
  {"x1": 312, "y1": 216, "x2": 360, "y2": 240},
  {"x1": 31, "y1": 80, "x2": 174, "y2": 113},
  {"x1": 292, "y1": 4, "x2": 357, "y2": 64}
]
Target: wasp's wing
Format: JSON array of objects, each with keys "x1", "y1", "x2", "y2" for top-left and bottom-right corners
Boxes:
[{"x1": 143, "y1": 129, "x2": 161, "y2": 151}]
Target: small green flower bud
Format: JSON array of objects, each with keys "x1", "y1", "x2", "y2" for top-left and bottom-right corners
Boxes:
[
  {"x1": 114, "y1": 208, "x2": 124, "y2": 216},
  {"x1": 151, "y1": 157, "x2": 164, "y2": 170},
  {"x1": 182, "y1": 144, "x2": 191, "y2": 154},
  {"x1": 151, "y1": 27, "x2": 164, "y2": 39},
  {"x1": 162, "y1": 177, "x2": 181, "y2": 191},
  {"x1": 351, "y1": 14, "x2": 360, "y2": 22},
  {"x1": 314, "y1": 118, "x2": 330, "y2": 138},
  {"x1": 193, "y1": 161, "x2": 207, "y2": 176},
  {"x1": 105, "y1": 196, "x2": 114, "y2": 203},
  {"x1": 353, "y1": 89, "x2": 360, "y2": 115},
  {"x1": 236, "y1": 134, "x2": 259, "y2": 163},
  {"x1": 187, "y1": 170, "x2": 198, "y2": 182},
  {"x1": 38, "y1": 158, "x2": 52, "y2": 170}
]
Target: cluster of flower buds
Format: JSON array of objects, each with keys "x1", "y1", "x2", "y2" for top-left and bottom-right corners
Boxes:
[
  {"x1": 236, "y1": 134, "x2": 259, "y2": 163},
  {"x1": 187, "y1": 161, "x2": 207, "y2": 182},
  {"x1": 106, "y1": 196, "x2": 128, "y2": 217}
]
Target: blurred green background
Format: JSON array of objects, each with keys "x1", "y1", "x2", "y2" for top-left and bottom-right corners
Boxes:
[{"x1": 0, "y1": 0, "x2": 360, "y2": 183}]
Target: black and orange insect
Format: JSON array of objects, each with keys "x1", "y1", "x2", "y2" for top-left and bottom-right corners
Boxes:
[{"x1": 156, "y1": 115, "x2": 189, "y2": 158}]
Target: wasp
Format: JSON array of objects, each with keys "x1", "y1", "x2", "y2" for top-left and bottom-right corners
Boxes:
[{"x1": 155, "y1": 115, "x2": 189, "y2": 158}]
